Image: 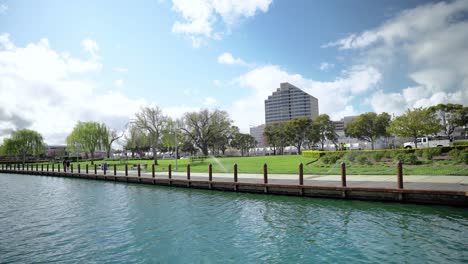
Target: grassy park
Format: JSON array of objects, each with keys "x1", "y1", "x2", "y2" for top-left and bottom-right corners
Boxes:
[{"x1": 49, "y1": 146, "x2": 468, "y2": 176}]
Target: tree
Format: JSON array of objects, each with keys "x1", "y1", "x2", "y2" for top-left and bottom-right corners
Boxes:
[
  {"x1": 67, "y1": 121, "x2": 106, "y2": 164},
  {"x1": 286, "y1": 117, "x2": 312, "y2": 154},
  {"x1": 134, "y1": 106, "x2": 170, "y2": 165},
  {"x1": 124, "y1": 124, "x2": 149, "y2": 158},
  {"x1": 428, "y1": 103, "x2": 468, "y2": 139},
  {"x1": 101, "y1": 126, "x2": 124, "y2": 159},
  {"x1": 181, "y1": 109, "x2": 232, "y2": 156},
  {"x1": 345, "y1": 112, "x2": 391, "y2": 150},
  {"x1": 231, "y1": 133, "x2": 257, "y2": 156},
  {"x1": 2, "y1": 129, "x2": 45, "y2": 163},
  {"x1": 263, "y1": 122, "x2": 290, "y2": 155},
  {"x1": 309, "y1": 114, "x2": 337, "y2": 150},
  {"x1": 387, "y1": 107, "x2": 442, "y2": 148}
]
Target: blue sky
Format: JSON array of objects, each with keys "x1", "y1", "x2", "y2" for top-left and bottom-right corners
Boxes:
[{"x1": 1, "y1": 0, "x2": 467, "y2": 144}]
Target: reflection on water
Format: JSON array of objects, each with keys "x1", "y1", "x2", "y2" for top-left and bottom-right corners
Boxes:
[{"x1": 0, "y1": 173, "x2": 467, "y2": 263}]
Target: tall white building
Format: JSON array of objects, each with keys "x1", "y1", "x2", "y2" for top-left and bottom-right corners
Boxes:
[{"x1": 264, "y1": 82, "x2": 319, "y2": 124}]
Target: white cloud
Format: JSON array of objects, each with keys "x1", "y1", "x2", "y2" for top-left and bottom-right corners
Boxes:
[
  {"x1": 0, "y1": 3, "x2": 7, "y2": 14},
  {"x1": 230, "y1": 64, "x2": 381, "y2": 132},
  {"x1": 203, "y1": 96, "x2": 218, "y2": 107},
  {"x1": 217, "y1": 52, "x2": 245, "y2": 65},
  {"x1": 81, "y1": 38, "x2": 99, "y2": 56},
  {"x1": 0, "y1": 34, "x2": 148, "y2": 144},
  {"x1": 319, "y1": 62, "x2": 334, "y2": 71},
  {"x1": 113, "y1": 67, "x2": 128, "y2": 73},
  {"x1": 325, "y1": 0, "x2": 468, "y2": 115},
  {"x1": 171, "y1": 0, "x2": 272, "y2": 47},
  {"x1": 114, "y1": 79, "x2": 124, "y2": 87}
]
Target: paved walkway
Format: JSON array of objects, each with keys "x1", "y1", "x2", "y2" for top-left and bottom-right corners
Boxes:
[{"x1": 115, "y1": 170, "x2": 468, "y2": 192}]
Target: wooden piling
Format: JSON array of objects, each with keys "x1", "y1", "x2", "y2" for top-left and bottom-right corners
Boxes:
[
  {"x1": 263, "y1": 163, "x2": 268, "y2": 184},
  {"x1": 168, "y1": 164, "x2": 172, "y2": 179},
  {"x1": 397, "y1": 160, "x2": 403, "y2": 189},
  {"x1": 152, "y1": 164, "x2": 155, "y2": 178},
  {"x1": 187, "y1": 164, "x2": 191, "y2": 180},
  {"x1": 341, "y1": 162, "x2": 347, "y2": 187},
  {"x1": 299, "y1": 163, "x2": 304, "y2": 185},
  {"x1": 138, "y1": 164, "x2": 141, "y2": 177},
  {"x1": 234, "y1": 163, "x2": 238, "y2": 182}
]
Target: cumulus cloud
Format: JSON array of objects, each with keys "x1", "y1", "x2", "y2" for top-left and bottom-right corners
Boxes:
[
  {"x1": 324, "y1": 0, "x2": 468, "y2": 115},
  {"x1": 0, "y1": 34, "x2": 147, "y2": 145},
  {"x1": 319, "y1": 62, "x2": 334, "y2": 71},
  {"x1": 0, "y1": 3, "x2": 7, "y2": 14},
  {"x1": 230, "y1": 64, "x2": 381, "y2": 132},
  {"x1": 203, "y1": 96, "x2": 219, "y2": 107},
  {"x1": 171, "y1": 0, "x2": 272, "y2": 47},
  {"x1": 114, "y1": 79, "x2": 124, "y2": 87},
  {"x1": 217, "y1": 52, "x2": 246, "y2": 65}
]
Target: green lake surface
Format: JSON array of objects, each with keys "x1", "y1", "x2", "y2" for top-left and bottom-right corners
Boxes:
[{"x1": 0, "y1": 173, "x2": 467, "y2": 263}]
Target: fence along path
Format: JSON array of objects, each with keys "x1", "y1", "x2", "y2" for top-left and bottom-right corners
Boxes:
[{"x1": 1, "y1": 162, "x2": 467, "y2": 192}]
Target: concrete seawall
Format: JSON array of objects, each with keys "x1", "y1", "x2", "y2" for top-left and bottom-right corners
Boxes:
[{"x1": 1, "y1": 169, "x2": 467, "y2": 207}]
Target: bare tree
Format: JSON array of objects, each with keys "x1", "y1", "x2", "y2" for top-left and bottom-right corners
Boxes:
[{"x1": 133, "y1": 106, "x2": 170, "y2": 165}]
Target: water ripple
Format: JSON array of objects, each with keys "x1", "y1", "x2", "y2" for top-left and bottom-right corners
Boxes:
[{"x1": 0, "y1": 173, "x2": 467, "y2": 263}]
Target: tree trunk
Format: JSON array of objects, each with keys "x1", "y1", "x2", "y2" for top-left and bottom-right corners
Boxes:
[
  {"x1": 201, "y1": 144, "x2": 209, "y2": 156},
  {"x1": 297, "y1": 144, "x2": 301, "y2": 155},
  {"x1": 371, "y1": 140, "x2": 375, "y2": 150},
  {"x1": 414, "y1": 136, "x2": 418, "y2": 149},
  {"x1": 153, "y1": 148, "x2": 158, "y2": 165},
  {"x1": 91, "y1": 152, "x2": 94, "y2": 165}
]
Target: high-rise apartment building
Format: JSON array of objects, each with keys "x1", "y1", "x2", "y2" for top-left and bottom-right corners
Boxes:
[{"x1": 264, "y1": 82, "x2": 319, "y2": 124}]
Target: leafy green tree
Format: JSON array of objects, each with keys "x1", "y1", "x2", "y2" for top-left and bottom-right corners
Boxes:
[
  {"x1": 231, "y1": 133, "x2": 257, "y2": 156},
  {"x1": 263, "y1": 122, "x2": 290, "y2": 155},
  {"x1": 345, "y1": 112, "x2": 391, "y2": 150},
  {"x1": 181, "y1": 109, "x2": 232, "y2": 156},
  {"x1": 124, "y1": 124, "x2": 149, "y2": 158},
  {"x1": 309, "y1": 114, "x2": 337, "y2": 150},
  {"x1": 286, "y1": 117, "x2": 312, "y2": 154},
  {"x1": 67, "y1": 121, "x2": 107, "y2": 164},
  {"x1": 387, "y1": 107, "x2": 442, "y2": 148},
  {"x1": 134, "y1": 106, "x2": 170, "y2": 165},
  {"x1": 2, "y1": 129, "x2": 46, "y2": 163},
  {"x1": 428, "y1": 103, "x2": 468, "y2": 139}
]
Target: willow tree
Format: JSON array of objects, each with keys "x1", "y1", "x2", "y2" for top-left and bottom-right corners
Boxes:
[
  {"x1": 67, "y1": 121, "x2": 107, "y2": 164},
  {"x1": 134, "y1": 106, "x2": 170, "y2": 165},
  {"x1": 2, "y1": 129, "x2": 46, "y2": 163}
]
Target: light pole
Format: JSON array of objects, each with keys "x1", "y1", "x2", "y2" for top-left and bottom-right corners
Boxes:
[{"x1": 174, "y1": 126, "x2": 178, "y2": 171}]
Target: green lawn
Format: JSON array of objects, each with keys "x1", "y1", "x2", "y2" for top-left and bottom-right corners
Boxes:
[{"x1": 38, "y1": 155, "x2": 468, "y2": 176}]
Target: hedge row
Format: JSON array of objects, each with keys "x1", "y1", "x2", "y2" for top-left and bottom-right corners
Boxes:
[{"x1": 303, "y1": 145, "x2": 468, "y2": 165}]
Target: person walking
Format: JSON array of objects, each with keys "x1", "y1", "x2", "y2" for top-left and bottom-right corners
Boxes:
[{"x1": 63, "y1": 158, "x2": 67, "y2": 172}]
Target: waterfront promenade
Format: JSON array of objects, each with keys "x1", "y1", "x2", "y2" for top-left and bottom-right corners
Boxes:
[{"x1": 1, "y1": 164, "x2": 467, "y2": 206}]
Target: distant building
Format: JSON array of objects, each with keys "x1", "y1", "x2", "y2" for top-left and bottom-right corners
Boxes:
[
  {"x1": 249, "y1": 124, "x2": 266, "y2": 147},
  {"x1": 264, "y1": 82, "x2": 319, "y2": 124},
  {"x1": 46, "y1": 145, "x2": 67, "y2": 158}
]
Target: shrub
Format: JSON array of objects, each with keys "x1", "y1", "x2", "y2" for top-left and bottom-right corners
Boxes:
[
  {"x1": 448, "y1": 149, "x2": 460, "y2": 160},
  {"x1": 321, "y1": 154, "x2": 342, "y2": 164},
  {"x1": 372, "y1": 152, "x2": 385, "y2": 162},
  {"x1": 356, "y1": 155, "x2": 371, "y2": 165},
  {"x1": 422, "y1": 147, "x2": 442, "y2": 160},
  {"x1": 394, "y1": 153, "x2": 418, "y2": 165},
  {"x1": 303, "y1": 151, "x2": 326, "y2": 159},
  {"x1": 453, "y1": 141, "x2": 468, "y2": 146},
  {"x1": 344, "y1": 151, "x2": 360, "y2": 162},
  {"x1": 414, "y1": 149, "x2": 424, "y2": 157},
  {"x1": 459, "y1": 149, "x2": 468, "y2": 164}
]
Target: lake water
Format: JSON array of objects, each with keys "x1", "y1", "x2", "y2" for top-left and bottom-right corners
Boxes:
[{"x1": 0, "y1": 173, "x2": 467, "y2": 263}]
